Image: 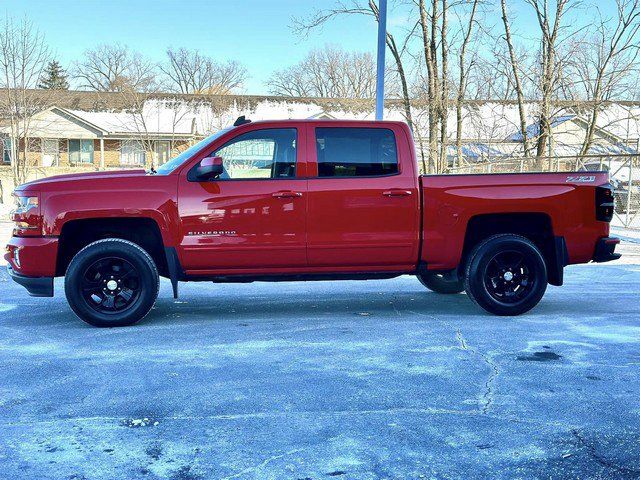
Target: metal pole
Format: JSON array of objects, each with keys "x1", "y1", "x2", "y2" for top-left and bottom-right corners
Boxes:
[
  {"x1": 375, "y1": 0, "x2": 388, "y2": 121},
  {"x1": 626, "y1": 157, "x2": 633, "y2": 227}
]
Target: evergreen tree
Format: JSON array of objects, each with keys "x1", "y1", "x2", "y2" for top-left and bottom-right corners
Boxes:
[{"x1": 38, "y1": 60, "x2": 69, "y2": 90}]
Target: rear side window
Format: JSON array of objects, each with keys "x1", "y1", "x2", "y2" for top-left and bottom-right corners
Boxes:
[{"x1": 315, "y1": 127, "x2": 398, "y2": 177}]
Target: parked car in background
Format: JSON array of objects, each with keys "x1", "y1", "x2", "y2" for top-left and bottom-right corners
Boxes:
[{"x1": 580, "y1": 159, "x2": 639, "y2": 214}]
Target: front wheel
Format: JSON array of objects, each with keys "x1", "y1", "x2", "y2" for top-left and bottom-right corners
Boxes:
[
  {"x1": 65, "y1": 239, "x2": 159, "y2": 327},
  {"x1": 464, "y1": 234, "x2": 547, "y2": 316}
]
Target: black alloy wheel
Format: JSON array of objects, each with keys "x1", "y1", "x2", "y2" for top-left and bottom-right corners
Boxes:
[
  {"x1": 65, "y1": 239, "x2": 159, "y2": 327},
  {"x1": 483, "y1": 250, "x2": 535, "y2": 303},
  {"x1": 464, "y1": 234, "x2": 547, "y2": 316},
  {"x1": 81, "y1": 257, "x2": 142, "y2": 315}
]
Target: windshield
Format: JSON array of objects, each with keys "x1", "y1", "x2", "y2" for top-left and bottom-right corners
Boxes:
[{"x1": 155, "y1": 127, "x2": 233, "y2": 175}]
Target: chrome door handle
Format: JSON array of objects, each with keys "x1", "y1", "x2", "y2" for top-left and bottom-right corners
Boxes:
[
  {"x1": 383, "y1": 189, "x2": 412, "y2": 197},
  {"x1": 272, "y1": 191, "x2": 303, "y2": 198}
]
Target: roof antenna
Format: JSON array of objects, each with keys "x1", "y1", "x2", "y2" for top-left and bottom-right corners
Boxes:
[{"x1": 233, "y1": 115, "x2": 251, "y2": 126}]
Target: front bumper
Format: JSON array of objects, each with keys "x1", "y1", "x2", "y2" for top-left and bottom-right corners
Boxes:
[
  {"x1": 5, "y1": 235, "x2": 58, "y2": 276},
  {"x1": 6, "y1": 264, "x2": 53, "y2": 297},
  {"x1": 5, "y1": 235, "x2": 58, "y2": 297},
  {"x1": 592, "y1": 237, "x2": 621, "y2": 263}
]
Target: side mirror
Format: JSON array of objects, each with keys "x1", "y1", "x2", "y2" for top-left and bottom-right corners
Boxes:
[{"x1": 196, "y1": 156, "x2": 224, "y2": 180}]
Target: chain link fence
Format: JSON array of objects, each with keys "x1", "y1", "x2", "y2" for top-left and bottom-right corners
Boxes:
[{"x1": 443, "y1": 154, "x2": 640, "y2": 229}]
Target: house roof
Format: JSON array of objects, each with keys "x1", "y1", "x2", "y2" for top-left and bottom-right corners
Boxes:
[
  {"x1": 65, "y1": 108, "x2": 196, "y2": 136},
  {"x1": 554, "y1": 141, "x2": 638, "y2": 156},
  {"x1": 447, "y1": 143, "x2": 509, "y2": 159},
  {"x1": 0, "y1": 105, "x2": 198, "y2": 138},
  {"x1": 507, "y1": 115, "x2": 576, "y2": 142}
]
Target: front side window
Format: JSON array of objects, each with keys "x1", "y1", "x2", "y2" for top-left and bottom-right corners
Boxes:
[
  {"x1": 316, "y1": 128, "x2": 398, "y2": 177},
  {"x1": 121, "y1": 140, "x2": 146, "y2": 166},
  {"x1": 212, "y1": 128, "x2": 297, "y2": 179},
  {"x1": 69, "y1": 139, "x2": 94, "y2": 164},
  {"x1": 156, "y1": 128, "x2": 232, "y2": 175}
]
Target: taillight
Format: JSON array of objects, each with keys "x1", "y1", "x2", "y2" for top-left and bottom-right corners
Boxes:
[
  {"x1": 11, "y1": 193, "x2": 42, "y2": 236},
  {"x1": 595, "y1": 183, "x2": 615, "y2": 222}
]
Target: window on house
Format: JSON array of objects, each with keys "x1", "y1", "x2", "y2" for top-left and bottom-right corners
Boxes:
[
  {"x1": 69, "y1": 139, "x2": 94, "y2": 164},
  {"x1": 121, "y1": 140, "x2": 146, "y2": 166},
  {"x1": 212, "y1": 128, "x2": 297, "y2": 179},
  {"x1": 154, "y1": 140, "x2": 171, "y2": 165},
  {"x1": 1, "y1": 138, "x2": 11, "y2": 164},
  {"x1": 42, "y1": 139, "x2": 60, "y2": 167},
  {"x1": 315, "y1": 128, "x2": 398, "y2": 177}
]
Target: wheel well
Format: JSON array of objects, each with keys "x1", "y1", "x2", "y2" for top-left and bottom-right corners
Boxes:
[
  {"x1": 56, "y1": 218, "x2": 168, "y2": 277},
  {"x1": 461, "y1": 213, "x2": 562, "y2": 285}
]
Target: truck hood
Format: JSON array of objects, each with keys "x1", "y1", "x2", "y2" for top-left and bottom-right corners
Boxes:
[{"x1": 15, "y1": 169, "x2": 149, "y2": 193}]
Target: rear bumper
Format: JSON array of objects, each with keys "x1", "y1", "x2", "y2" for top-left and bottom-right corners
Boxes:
[
  {"x1": 6, "y1": 264, "x2": 54, "y2": 297},
  {"x1": 592, "y1": 237, "x2": 621, "y2": 263}
]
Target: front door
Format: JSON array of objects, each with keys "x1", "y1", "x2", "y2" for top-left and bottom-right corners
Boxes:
[
  {"x1": 306, "y1": 125, "x2": 420, "y2": 269},
  {"x1": 178, "y1": 126, "x2": 307, "y2": 274}
]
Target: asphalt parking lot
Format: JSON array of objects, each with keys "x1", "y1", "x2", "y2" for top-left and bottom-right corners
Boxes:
[{"x1": 1, "y1": 230, "x2": 639, "y2": 479}]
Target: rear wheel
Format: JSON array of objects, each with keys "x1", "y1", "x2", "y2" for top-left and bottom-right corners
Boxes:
[
  {"x1": 65, "y1": 239, "x2": 159, "y2": 327},
  {"x1": 417, "y1": 271, "x2": 464, "y2": 294},
  {"x1": 464, "y1": 234, "x2": 547, "y2": 316}
]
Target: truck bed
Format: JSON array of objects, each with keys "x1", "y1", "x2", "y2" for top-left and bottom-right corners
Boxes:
[{"x1": 419, "y1": 172, "x2": 611, "y2": 270}]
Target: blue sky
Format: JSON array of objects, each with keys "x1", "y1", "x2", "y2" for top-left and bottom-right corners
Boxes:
[
  {"x1": 4, "y1": 0, "x2": 381, "y2": 93},
  {"x1": 3, "y1": 0, "x2": 614, "y2": 94}
]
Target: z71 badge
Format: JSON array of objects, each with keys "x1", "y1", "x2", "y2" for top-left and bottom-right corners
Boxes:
[{"x1": 566, "y1": 175, "x2": 596, "y2": 183}]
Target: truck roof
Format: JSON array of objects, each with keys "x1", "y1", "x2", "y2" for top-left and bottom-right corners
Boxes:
[{"x1": 234, "y1": 118, "x2": 407, "y2": 127}]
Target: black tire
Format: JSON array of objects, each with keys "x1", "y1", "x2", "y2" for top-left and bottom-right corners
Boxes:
[
  {"x1": 65, "y1": 238, "x2": 159, "y2": 327},
  {"x1": 464, "y1": 234, "x2": 547, "y2": 316},
  {"x1": 417, "y1": 271, "x2": 464, "y2": 294}
]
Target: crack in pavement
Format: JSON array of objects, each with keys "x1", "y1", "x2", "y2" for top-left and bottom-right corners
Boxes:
[
  {"x1": 220, "y1": 447, "x2": 305, "y2": 480},
  {"x1": 571, "y1": 428, "x2": 640, "y2": 477},
  {"x1": 455, "y1": 329, "x2": 499, "y2": 415},
  {"x1": 0, "y1": 407, "x2": 482, "y2": 428},
  {"x1": 404, "y1": 310, "x2": 500, "y2": 416},
  {"x1": 0, "y1": 408, "x2": 577, "y2": 431}
]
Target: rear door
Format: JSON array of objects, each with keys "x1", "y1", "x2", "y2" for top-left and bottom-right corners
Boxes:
[
  {"x1": 177, "y1": 125, "x2": 308, "y2": 273},
  {"x1": 306, "y1": 123, "x2": 420, "y2": 269}
]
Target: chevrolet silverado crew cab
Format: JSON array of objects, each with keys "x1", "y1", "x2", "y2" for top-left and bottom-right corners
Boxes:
[{"x1": 5, "y1": 118, "x2": 620, "y2": 327}]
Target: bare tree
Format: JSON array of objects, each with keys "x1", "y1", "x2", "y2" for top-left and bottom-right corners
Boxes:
[
  {"x1": 0, "y1": 16, "x2": 51, "y2": 187},
  {"x1": 525, "y1": 0, "x2": 576, "y2": 158},
  {"x1": 439, "y1": 0, "x2": 449, "y2": 168},
  {"x1": 74, "y1": 44, "x2": 157, "y2": 92},
  {"x1": 575, "y1": 0, "x2": 640, "y2": 155},
  {"x1": 454, "y1": 0, "x2": 480, "y2": 165},
  {"x1": 161, "y1": 48, "x2": 247, "y2": 95},
  {"x1": 417, "y1": 0, "x2": 442, "y2": 172},
  {"x1": 500, "y1": 0, "x2": 532, "y2": 156},
  {"x1": 268, "y1": 45, "x2": 378, "y2": 98},
  {"x1": 292, "y1": 1, "x2": 416, "y2": 136}
]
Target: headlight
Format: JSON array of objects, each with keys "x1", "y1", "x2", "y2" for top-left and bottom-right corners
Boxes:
[
  {"x1": 12, "y1": 194, "x2": 42, "y2": 236},
  {"x1": 13, "y1": 195, "x2": 38, "y2": 213}
]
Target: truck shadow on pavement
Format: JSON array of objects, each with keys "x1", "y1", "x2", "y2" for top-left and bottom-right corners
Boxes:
[
  {"x1": 143, "y1": 288, "x2": 484, "y2": 327},
  {"x1": 3, "y1": 274, "x2": 633, "y2": 329}
]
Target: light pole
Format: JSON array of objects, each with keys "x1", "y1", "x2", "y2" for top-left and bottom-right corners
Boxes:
[{"x1": 375, "y1": 0, "x2": 388, "y2": 121}]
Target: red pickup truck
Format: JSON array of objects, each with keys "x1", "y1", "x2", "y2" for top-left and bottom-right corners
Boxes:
[{"x1": 5, "y1": 118, "x2": 619, "y2": 327}]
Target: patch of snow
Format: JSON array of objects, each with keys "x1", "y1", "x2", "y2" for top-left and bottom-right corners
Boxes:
[
  {"x1": 0, "y1": 303, "x2": 16, "y2": 313},
  {"x1": 569, "y1": 324, "x2": 640, "y2": 343}
]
